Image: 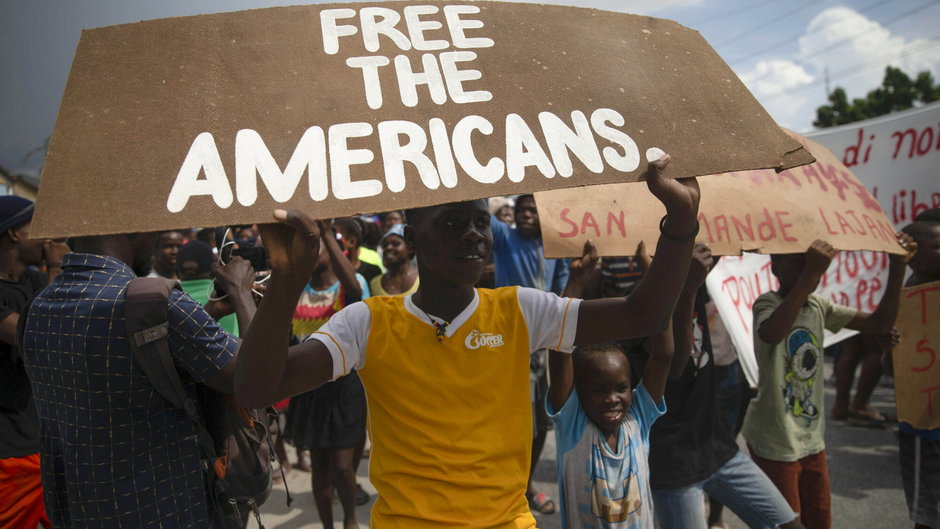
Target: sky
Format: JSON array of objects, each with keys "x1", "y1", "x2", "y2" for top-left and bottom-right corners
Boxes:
[{"x1": 1, "y1": 0, "x2": 938, "y2": 176}]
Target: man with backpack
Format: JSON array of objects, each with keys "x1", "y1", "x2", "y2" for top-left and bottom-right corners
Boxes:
[{"x1": 18, "y1": 231, "x2": 257, "y2": 528}]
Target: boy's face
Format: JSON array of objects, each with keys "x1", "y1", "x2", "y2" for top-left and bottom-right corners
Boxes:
[
  {"x1": 911, "y1": 224, "x2": 940, "y2": 279},
  {"x1": 408, "y1": 200, "x2": 492, "y2": 287},
  {"x1": 771, "y1": 253, "x2": 808, "y2": 291},
  {"x1": 576, "y1": 351, "x2": 632, "y2": 436}
]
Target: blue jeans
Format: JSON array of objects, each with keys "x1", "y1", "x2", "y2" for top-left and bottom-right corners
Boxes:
[{"x1": 652, "y1": 450, "x2": 797, "y2": 529}]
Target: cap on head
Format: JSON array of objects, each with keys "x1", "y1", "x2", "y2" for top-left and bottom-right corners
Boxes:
[
  {"x1": 379, "y1": 223, "x2": 407, "y2": 247},
  {"x1": 176, "y1": 240, "x2": 214, "y2": 277},
  {"x1": 0, "y1": 195, "x2": 35, "y2": 234}
]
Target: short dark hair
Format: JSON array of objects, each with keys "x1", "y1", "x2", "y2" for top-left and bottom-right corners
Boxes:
[
  {"x1": 572, "y1": 342, "x2": 628, "y2": 380},
  {"x1": 902, "y1": 220, "x2": 940, "y2": 242},
  {"x1": 514, "y1": 194, "x2": 535, "y2": 212},
  {"x1": 914, "y1": 207, "x2": 940, "y2": 224},
  {"x1": 333, "y1": 217, "x2": 363, "y2": 244}
]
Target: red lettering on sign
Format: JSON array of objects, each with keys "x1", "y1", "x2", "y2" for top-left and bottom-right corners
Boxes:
[
  {"x1": 913, "y1": 339, "x2": 937, "y2": 373},
  {"x1": 819, "y1": 208, "x2": 839, "y2": 235},
  {"x1": 731, "y1": 214, "x2": 754, "y2": 242},
  {"x1": 698, "y1": 212, "x2": 713, "y2": 243},
  {"x1": 922, "y1": 385, "x2": 939, "y2": 417},
  {"x1": 801, "y1": 164, "x2": 828, "y2": 192},
  {"x1": 842, "y1": 128, "x2": 876, "y2": 167},
  {"x1": 820, "y1": 163, "x2": 849, "y2": 200},
  {"x1": 607, "y1": 211, "x2": 626, "y2": 238},
  {"x1": 581, "y1": 212, "x2": 600, "y2": 237},
  {"x1": 757, "y1": 208, "x2": 776, "y2": 241},
  {"x1": 714, "y1": 215, "x2": 730, "y2": 242},
  {"x1": 908, "y1": 285, "x2": 940, "y2": 324},
  {"x1": 892, "y1": 128, "x2": 919, "y2": 159},
  {"x1": 558, "y1": 208, "x2": 579, "y2": 238},
  {"x1": 834, "y1": 211, "x2": 855, "y2": 235},
  {"x1": 844, "y1": 210, "x2": 867, "y2": 235},
  {"x1": 775, "y1": 210, "x2": 797, "y2": 242}
]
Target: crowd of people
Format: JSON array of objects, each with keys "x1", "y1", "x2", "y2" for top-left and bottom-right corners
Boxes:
[{"x1": 0, "y1": 156, "x2": 937, "y2": 529}]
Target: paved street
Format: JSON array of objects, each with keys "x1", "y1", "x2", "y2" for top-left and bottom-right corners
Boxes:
[{"x1": 255, "y1": 354, "x2": 911, "y2": 529}]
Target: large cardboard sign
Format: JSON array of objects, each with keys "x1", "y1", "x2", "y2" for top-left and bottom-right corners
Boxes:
[
  {"x1": 536, "y1": 131, "x2": 900, "y2": 258},
  {"x1": 894, "y1": 281, "x2": 940, "y2": 430},
  {"x1": 706, "y1": 251, "x2": 890, "y2": 387},
  {"x1": 33, "y1": 1, "x2": 811, "y2": 238}
]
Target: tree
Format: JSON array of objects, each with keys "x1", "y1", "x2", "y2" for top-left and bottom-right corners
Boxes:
[{"x1": 813, "y1": 66, "x2": 940, "y2": 128}]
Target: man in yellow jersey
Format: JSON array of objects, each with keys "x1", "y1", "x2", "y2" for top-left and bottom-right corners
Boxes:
[{"x1": 235, "y1": 154, "x2": 700, "y2": 528}]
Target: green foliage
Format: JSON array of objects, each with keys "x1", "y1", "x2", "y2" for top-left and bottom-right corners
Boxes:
[{"x1": 813, "y1": 66, "x2": 940, "y2": 128}]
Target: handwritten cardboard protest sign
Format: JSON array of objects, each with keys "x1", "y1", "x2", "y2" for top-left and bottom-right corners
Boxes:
[
  {"x1": 33, "y1": 1, "x2": 811, "y2": 238},
  {"x1": 536, "y1": 130, "x2": 904, "y2": 258},
  {"x1": 705, "y1": 252, "x2": 892, "y2": 387},
  {"x1": 894, "y1": 281, "x2": 940, "y2": 430}
]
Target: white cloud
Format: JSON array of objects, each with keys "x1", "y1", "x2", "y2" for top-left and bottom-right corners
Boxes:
[
  {"x1": 738, "y1": 6, "x2": 940, "y2": 131},
  {"x1": 798, "y1": 7, "x2": 940, "y2": 97},
  {"x1": 739, "y1": 60, "x2": 815, "y2": 128}
]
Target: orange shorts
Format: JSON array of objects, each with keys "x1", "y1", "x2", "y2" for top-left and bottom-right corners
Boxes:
[{"x1": 0, "y1": 453, "x2": 51, "y2": 529}]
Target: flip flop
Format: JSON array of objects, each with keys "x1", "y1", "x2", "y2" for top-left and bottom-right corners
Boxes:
[{"x1": 529, "y1": 492, "x2": 556, "y2": 515}]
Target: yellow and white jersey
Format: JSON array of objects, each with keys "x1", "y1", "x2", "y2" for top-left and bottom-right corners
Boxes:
[{"x1": 310, "y1": 286, "x2": 580, "y2": 528}]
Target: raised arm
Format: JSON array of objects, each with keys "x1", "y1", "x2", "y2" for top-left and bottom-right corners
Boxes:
[
  {"x1": 235, "y1": 210, "x2": 334, "y2": 408},
  {"x1": 629, "y1": 240, "x2": 677, "y2": 403},
  {"x1": 669, "y1": 243, "x2": 714, "y2": 380},
  {"x1": 758, "y1": 240, "x2": 835, "y2": 345},
  {"x1": 575, "y1": 154, "x2": 700, "y2": 345},
  {"x1": 548, "y1": 240, "x2": 598, "y2": 412},
  {"x1": 844, "y1": 233, "x2": 917, "y2": 334},
  {"x1": 319, "y1": 219, "x2": 362, "y2": 301}
]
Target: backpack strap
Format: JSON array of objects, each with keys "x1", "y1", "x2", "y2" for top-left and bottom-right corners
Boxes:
[{"x1": 124, "y1": 277, "x2": 218, "y2": 463}]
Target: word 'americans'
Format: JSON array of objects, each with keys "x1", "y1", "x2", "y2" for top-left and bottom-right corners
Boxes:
[{"x1": 167, "y1": 5, "x2": 658, "y2": 213}]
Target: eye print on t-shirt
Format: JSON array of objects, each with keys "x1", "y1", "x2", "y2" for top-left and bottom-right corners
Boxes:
[{"x1": 783, "y1": 328, "x2": 821, "y2": 426}]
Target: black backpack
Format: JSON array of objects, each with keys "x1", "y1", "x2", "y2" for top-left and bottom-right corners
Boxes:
[{"x1": 124, "y1": 277, "x2": 287, "y2": 528}]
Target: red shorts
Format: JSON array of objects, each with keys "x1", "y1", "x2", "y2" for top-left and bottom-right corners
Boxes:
[
  {"x1": 749, "y1": 447, "x2": 831, "y2": 529},
  {"x1": 0, "y1": 453, "x2": 51, "y2": 529}
]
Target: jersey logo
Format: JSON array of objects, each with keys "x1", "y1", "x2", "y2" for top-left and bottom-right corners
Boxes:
[{"x1": 464, "y1": 330, "x2": 505, "y2": 350}]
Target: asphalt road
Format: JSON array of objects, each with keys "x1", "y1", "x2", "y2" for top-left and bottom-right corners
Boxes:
[{"x1": 255, "y1": 354, "x2": 911, "y2": 529}]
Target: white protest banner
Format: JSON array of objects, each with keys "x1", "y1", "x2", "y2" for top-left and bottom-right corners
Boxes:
[
  {"x1": 32, "y1": 1, "x2": 812, "y2": 239},
  {"x1": 706, "y1": 251, "x2": 891, "y2": 387},
  {"x1": 805, "y1": 101, "x2": 940, "y2": 227},
  {"x1": 894, "y1": 281, "x2": 940, "y2": 430}
]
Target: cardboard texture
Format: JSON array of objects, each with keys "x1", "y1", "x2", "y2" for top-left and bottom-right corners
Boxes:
[
  {"x1": 34, "y1": 1, "x2": 811, "y2": 238},
  {"x1": 537, "y1": 130, "x2": 902, "y2": 258},
  {"x1": 894, "y1": 281, "x2": 940, "y2": 430}
]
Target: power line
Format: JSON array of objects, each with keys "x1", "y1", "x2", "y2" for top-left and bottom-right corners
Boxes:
[
  {"x1": 762, "y1": 37, "x2": 940, "y2": 102},
  {"x1": 727, "y1": 0, "x2": 892, "y2": 64},
  {"x1": 713, "y1": 0, "x2": 820, "y2": 48},
  {"x1": 684, "y1": 0, "x2": 779, "y2": 27},
  {"x1": 747, "y1": 0, "x2": 940, "y2": 86}
]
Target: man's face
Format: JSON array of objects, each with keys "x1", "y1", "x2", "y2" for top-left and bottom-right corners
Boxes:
[
  {"x1": 154, "y1": 232, "x2": 183, "y2": 270},
  {"x1": 383, "y1": 211, "x2": 405, "y2": 232},
  {"x1": 409, "y1": 200, "x2": 492, "y2": 287},
  {"x1": 13, "y1": 221, "x2": 44, "y2": 266},
  {"x1": 575, "y1": 351, "x2": 632, "y2": 436},
  {"x1": 911, "y1": 224, "x2": 940, "y2": 280},
  {"x1": 514, "y1": 197, "x2": 540, "y2": 238}
]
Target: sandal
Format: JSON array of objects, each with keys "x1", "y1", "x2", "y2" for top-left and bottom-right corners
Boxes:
[{"x1": 528, "y1": 492, "x2": 556, "y2": 515}]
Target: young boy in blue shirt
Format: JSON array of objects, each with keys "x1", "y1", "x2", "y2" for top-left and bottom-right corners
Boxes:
[{"x1": 548, "y1": 241, "x2": 672, "y2": 529}]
